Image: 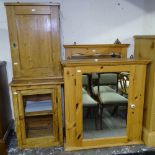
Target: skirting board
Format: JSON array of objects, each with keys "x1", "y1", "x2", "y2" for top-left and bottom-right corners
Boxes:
[{"x1": 143, "y1": 127, "x2": 155, "y2": 146}]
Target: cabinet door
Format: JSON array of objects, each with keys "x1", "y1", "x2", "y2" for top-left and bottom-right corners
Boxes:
[
  {"x1": 64, "y1": 65, "x2": 146, "y2": 150},
  {"x1": 17, "y1": 87, "x2": 60, "y2": 147},
  {"x1": 6, "y1": 5, "x2": 61, "y2": 79}
]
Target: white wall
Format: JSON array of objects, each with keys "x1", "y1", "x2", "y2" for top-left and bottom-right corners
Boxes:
[
  {"x1": 143, "y1": 0, "x2": 155, "y2": 34},
  {"x1": 62, "y1": 0, "x2": 145, "y2": 54},
  {"x1": 0, "y1": 0, "x2": 155, "y2": 115}
]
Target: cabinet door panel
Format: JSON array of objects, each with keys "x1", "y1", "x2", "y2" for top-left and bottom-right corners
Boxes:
[
  {"x1": 17, "y1": 88, "x2": 58, "y2": 145},
  {"x1": 16, "y1": 15, "x2": 54, "y2": 70},
  {"x1": 64, "y1": 64, "x2": 147, "y2": 150},
  {"x1": 6, "y1": 5, "x2": 61, "y2": 79}
]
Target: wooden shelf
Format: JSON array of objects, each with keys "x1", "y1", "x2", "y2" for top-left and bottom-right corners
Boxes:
[
  {"x1": 25, "y1": 110, "x2": 53, "y2": 117},
  {"x1": 27, "y1": 128, "x2": 53, "y2": 138},
  {"x1": 25, "y1": 99, "x2": 52, "y2": 117}
]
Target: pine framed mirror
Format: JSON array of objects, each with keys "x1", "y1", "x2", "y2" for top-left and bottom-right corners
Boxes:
[{"x1": 62, "y1": 59, "x2": 150, "y2": 151}]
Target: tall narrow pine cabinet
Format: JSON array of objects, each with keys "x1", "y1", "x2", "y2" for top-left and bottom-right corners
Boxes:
[
  {"x1": 134, "y1": 35, "x2": 155, "y2": 146},
  {"x1": 5, "y1": 3, "x2": 63, "y2": 148}
]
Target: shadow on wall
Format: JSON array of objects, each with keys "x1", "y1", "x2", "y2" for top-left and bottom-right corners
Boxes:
[{"x1": 126, "y1": 0, "x2": 155, "y2": 13}]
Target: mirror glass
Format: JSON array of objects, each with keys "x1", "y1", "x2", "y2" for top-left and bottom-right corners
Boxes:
[{"x1": 82, "y1": 72, "x2": 129, "y2": 139}]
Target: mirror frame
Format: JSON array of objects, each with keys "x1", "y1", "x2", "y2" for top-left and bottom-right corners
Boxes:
[{"x1": 64, "y1": 62, "x2": 147, "y2": 151}]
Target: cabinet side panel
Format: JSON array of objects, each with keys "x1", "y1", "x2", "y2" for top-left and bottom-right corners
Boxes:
[
  {"x1": 64, "y1": 68, "x2": 76, "y2": 148},
  {"x1": 5, "y1": 6, "x2": 21, "y2": 78},
  {"x1": 134, "y1": 38, "x2": 155, "y2": 131},
  {"x1": 11, "y1": 87, "x2": 23, "y2": 148}
]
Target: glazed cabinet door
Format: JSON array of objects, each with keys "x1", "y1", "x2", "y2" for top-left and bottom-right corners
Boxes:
[
  {"x1": 6, "y1": 5, "x2": 61, "y2": 79},
  {"x1": 15, "y1": 86, "x2": 62, "y2": 148},
  {"x1": 64, "y1": 64, "x2": 147, "y2": 150}
]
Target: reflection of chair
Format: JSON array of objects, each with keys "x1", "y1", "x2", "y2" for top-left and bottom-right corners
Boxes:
[
  {"x1": 118, "y1": 72, "x2": 129, "y2": 97},
  {"x1": 82, "y1": 75, "x2": 99, "y2": 129},
  {"x1": 92, "y1": 73, "x2": 118, "y2": 93},
  {"x1": 93, "y1": 73, "x2": 128, "y2": 129}
]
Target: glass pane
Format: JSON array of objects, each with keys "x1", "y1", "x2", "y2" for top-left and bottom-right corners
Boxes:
[
  {"x1": 82, "y1": 72, "x2": 129, "y2": 139},
  {"x1": 25, "y1": 115, "x2": 53, "y2": 138},
  {"x1": 24, "y1": 94, "x2": 52, "y2": 114},
  {"x1": 23, "y1": 94, "x2": 53, "y2": 138}
]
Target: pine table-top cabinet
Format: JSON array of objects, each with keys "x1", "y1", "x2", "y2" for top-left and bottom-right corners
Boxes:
[
  {"x1": 5, "y1": 3, "x2": 62, "y2": 80},
  {"x1": 64, "y1": 44, "x2": 129, "y2": 59},
  {"x1": 11, "y1": 80, "x2": 63, "y2": 148},
  {"x1": 134, "y1": 35, "x2": 155, "y2": 146},
  {"x1": 62, "y1": 59, "x2": 150, "y2": 151}
]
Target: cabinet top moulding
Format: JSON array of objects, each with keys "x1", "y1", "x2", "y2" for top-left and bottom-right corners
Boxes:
[
  {"x1": 64, "y1": 44, "x2": 130, "y2": 60},
  {"x1": 4, "y1": 2, "x2": 60, "y2": 6},
  {"x1": 134, "y1": 35, "x2": 155, "y2": 39},
  {"x1": 61, "y1": 58, "x2": 151, "y2": 67},
  {"x1": 64, "y1": 44, "x2": 130, "y2": 48},
  {"x1": 10, "y1": 78, "x2": 63, "y2": 87}
]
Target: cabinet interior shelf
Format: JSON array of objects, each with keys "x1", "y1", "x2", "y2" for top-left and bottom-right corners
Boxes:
[
  {"x1": 27, "y1": 128, "x2": 53, "y2": 138},
  {"x1": 24, "y1": 99, "x2": 52, "y2": 117},
  {"x1": 25, "y1": 110, "x2": 53, "y2": 117}
]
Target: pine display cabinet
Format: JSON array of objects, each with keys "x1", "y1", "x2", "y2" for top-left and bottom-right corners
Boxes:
[
  {"x1": 134, "y1": 35, "x2": 155, "y2": 146},
  {"x1": 5, "y1": 3, "x2": 62, "y2": 80},
  {"x1": 5, "y1": 2, "x2": 63, "y2": 148},
  {"x1": 11, "y1": 80, "x2": 63, "y2": 148},
  {"x1": 62, "y1": 58, "x2": 150, "y2": 151}
]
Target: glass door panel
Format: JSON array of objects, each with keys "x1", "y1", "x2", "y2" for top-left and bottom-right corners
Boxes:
[
  {"x1": 82, "y1": 72, "x2": 129, "y2": 139},
  {"x1": 22, "y1": 93, "x2": 53, "y2": 138},
  {"x1": 24, "y1": 94, "x2": 52, "y2": 116},
  {"x1": 25, "y1": 115, "x2": 53, "y2": 138}
]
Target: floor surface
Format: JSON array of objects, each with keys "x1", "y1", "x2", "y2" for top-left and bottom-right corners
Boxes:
[
  {"x1": 7, "y1": 131, "x2": 155, "y2": 155},
  {"x1": 83, "y1": 107, "x2": 126, "y2": 139}
]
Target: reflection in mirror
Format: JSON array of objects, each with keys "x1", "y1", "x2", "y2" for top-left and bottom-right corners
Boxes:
[{"x1": 82, "y1": 72, "x2": 129, "y2": 139}]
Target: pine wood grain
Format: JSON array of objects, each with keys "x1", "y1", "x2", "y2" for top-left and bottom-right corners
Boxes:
[
  {"x1": 5, "y1": 4, "x2": 62, "y2": 80},
  {"x1": 134, "y1": 35, "x2": 155, "y2": 146},
  {"x1": 63, "y1": 59, "x2": 149, "y2": 150}
]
